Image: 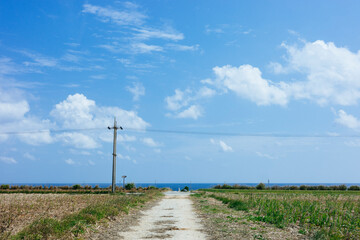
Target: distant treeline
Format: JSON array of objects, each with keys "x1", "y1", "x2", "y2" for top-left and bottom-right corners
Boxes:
[
  {"x1": 0, "y1": 183, "x2": 159, "y2": 193},
  {"x1": 214, "y1": 183, "x2": 360, "y2": 191}
]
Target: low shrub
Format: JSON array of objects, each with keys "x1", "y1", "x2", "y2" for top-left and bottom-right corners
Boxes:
[
  {"x1": 348, "y1": 185, "x2": 360, "y2": 191},
  {"x1": 256, "y1": 183, "x2": 265, "y2": 190},
  {"x1": 125, "y1": 183, "x2": 135, "y2": 190},
  {"x1": 72, "y1": 184, "x2": 82, "y2": 190},
  {"x1": 0, "y1": 184, "x2": 9, "y2": 189}
]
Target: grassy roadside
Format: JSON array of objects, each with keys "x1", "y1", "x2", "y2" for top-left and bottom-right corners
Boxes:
[
  {"x1": 192, "y1": 192, "x2": 304, "y2": 240},
  {"x1": 1, "y1": 190, "x2": 162, "y2": 240},
  {"x1": 193, "y1": 190, "x2": 360, "y2": 239}
]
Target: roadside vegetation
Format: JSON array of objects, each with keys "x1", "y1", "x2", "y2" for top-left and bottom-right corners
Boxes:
[
  {"x1": 0, "y1": 184, "x2": 156, "y2": 194},
  {"x1": 193, "y1": 188, "x2": 360, "y2": 239},
  {"x1": 0, "y1": 188, "x2": 162, "y2": 239}
]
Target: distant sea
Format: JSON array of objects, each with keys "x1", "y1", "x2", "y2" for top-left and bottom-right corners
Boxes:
[{"x1": 5, "y1": 183, "x2": 360, "y2": 191}]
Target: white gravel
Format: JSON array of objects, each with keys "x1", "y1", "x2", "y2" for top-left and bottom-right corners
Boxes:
[{"x1": 119, "y1": 191, "x2": 207, "y2": 240}]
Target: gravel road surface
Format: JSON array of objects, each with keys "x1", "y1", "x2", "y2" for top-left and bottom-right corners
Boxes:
[{"x1": 120, "y1": 191, "x2": 207, "y2": 240}]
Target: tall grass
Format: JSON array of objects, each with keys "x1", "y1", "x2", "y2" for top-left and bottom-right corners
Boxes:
[{"x1": 201, "y1": 190, "x2": 360, "y2": 239}]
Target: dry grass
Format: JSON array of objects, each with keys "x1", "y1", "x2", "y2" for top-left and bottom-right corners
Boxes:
[{"x1": 0, "y1": 193, "x2": 132, "y2": 238}]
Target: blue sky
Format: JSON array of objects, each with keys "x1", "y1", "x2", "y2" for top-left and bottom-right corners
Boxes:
[{"x1": 1, "y1": 1, "x2": 360, "y2": 184}]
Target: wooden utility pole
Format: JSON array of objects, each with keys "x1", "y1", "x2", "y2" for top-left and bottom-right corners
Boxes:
[{"x1": 108, "y1": 118, "x2": 123, "y2": 193}]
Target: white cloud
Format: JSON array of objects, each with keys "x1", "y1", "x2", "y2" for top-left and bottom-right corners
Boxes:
[
  {"x1": 196, "y1": 86, "x2": 216, "y2": 98},
  {"x1": 166, "y1": 44, "x2": 199, "y2": 51},
  {"x1": 88, "y1": 160, "x2": 95, "y2": 166},
  {"x1": 0, "y1": 98, "x2": 29, "y2": 123},
  {"x1": 211, "y1": 64, "x2": 288, "y2": 106},
  {"x1": 335, "y1": 110, "x2": 360, "y2": 129},
  {"x1": 272, "y1": 40, "x2": 360, "y2": 106},
  {"x1": 126, "y1": 82, "x2": 145, "y2": 101},
  {"x1": 210, "y1": 139, "x2": 233, "y2": 152},
  {"x1": 50, "y1": 93, "x2": 148, "y2": 149},
  {"x1": 194, "y1": 40, "x2": 360, "y2": 108},
  {"x1": 0, "y1": 156, "x2": 17, "y2": 164},
  {"x1": 165, "y1": 89, "x2": 190, "y2": 111},
  {"x1": 131, "y1": 43, "x2": 163, "y2": 54},
  {"x1": 82, "y1": 4, "x2": 146, "y2": 26},
  {"x1": 176, "y1": 105, "x2": 202, "y2": 120},
  {"x1": 118, "y1": 134, "x2": 137, "y2": 142},
  {"x1": 133, "y1": 27, "x2": 184, "y2": 41},
  {"x1": 118, "y1": 153, "x2": 131, "y2": 160},
  {"x1": 57, "y1": 132, "x2": 99, "y2": 149},
  {"x1": 205, "y1": 25, "x2": 225, "y2": 34},
  {"x1": 256, "y1": 151, "x2": 277, "y2": 159},
  {"x1": 219, "y1": 140, "x2": 233, "y2": 152},
  {"x1": 0, "y1": 57, "x2": 18, "y2": 75},
  {"x1": 65, "y1": 158, "x2": 76, "y2": 165},
  {"x1": 165, "y1": 87, "x2": 216, "y2": 119},
  {"x1": 142, "y1": 137, "x2": 161, "y2": 147},
  {"x1": 0, "y1": 88, "x2": 54, "y2": 145},
  {"x1": 21, "y1": 51, "x2": 58, "y2": 67},
  {"x1": 23, "y1": 153, "x2": 35, "y2": 160},
  {"x1": 51, "y1": 93, "x2": 149, "y2": 129}
]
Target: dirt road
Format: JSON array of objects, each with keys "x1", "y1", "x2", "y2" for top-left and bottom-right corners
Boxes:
[{"x1": 120, "y1": 191, "x2": 207, "y2": 240}]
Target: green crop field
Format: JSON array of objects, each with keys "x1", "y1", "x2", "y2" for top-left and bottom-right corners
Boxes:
[{"x1": 195, "y1": 189, "x2": 360, "y2": 239}]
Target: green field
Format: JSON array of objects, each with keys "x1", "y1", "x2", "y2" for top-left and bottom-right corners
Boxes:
[{"x1": 196, "y1": 189, "x2": 360, "y2": 239}]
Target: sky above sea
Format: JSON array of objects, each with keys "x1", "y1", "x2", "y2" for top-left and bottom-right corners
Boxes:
[{"x1": 1, "y1": 1, "x2": 360, "y2": 184}]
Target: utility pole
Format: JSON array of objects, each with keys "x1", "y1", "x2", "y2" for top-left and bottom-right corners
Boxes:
[
  {"x1": 108, "y1": 118, "x2": 123, "y2": 193},
  {"x1": 122, "y1": 175, "x2": 127, "y2": 189}
]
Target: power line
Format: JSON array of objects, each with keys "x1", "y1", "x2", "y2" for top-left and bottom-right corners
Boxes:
[
  {"x1": 0, "y1": 127, "x2": 104, "y2": 135},
  {"x1": 0, "y1": 126, "x2": 359, "y2": 138}
]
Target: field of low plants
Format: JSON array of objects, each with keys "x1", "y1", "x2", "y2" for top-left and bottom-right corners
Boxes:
[
  {"x1": 195, "y1": 189, "x2": 360, "y2": 239},
  {"x1": 0, "y1": 189, "x2": 162, "y2": 239}
]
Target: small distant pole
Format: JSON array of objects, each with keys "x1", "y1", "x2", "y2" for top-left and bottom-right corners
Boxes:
[
  {"x1": 108, "y1": 118, "x2": 123, "y2": 193},
  {"x1": 268, "y1": 179, "x2": 270, "y2": 189},
  {"x1": 122, "y1": 175, "x2": 127, "y2": 189}
]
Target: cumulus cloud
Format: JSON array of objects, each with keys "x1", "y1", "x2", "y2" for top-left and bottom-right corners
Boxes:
[
  {"x1": 196, "y1": 40, "x2": 360, "y2": 108},
  {"x1": 335, "y1": 110, "x2": 360, "y2": 129},
  {"x1": 50, "y1": 93, "x2": 148, "y2": 149},
  {"x1": 126, "y1": 82, "x2": 145, "y2": 101},
  {"x1": 271, "y1": 40, "x2": 360, "y2": 106},
  {"x1": 165, "y1": 87, "x2": 216, "y2": 119},
  {"x1": 211, "y1": 64, "x2": 288, "y2": 106},
  {"x1": 210, "y1": 139, "x2": 233, "y2": 152},
  {"x1": 51, "y1": 93, "x2": 149, "y2": 129},
  {"x1": 0, "y1": 156, "x2": 17, "y2": 164},
  {"x1": 176, "y1": 105, "x2": 202, "y2": 119}
]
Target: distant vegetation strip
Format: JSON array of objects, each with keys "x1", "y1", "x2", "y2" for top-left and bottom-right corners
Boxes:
[
  {"x1": 6, "y1": 190, "x2": 162, "y2": 240},
  {"x1": 0, "y1": 183, "x2": 160, "y2": 194},
  {"x1": 196, "y1": 189, "x2": 360, "y2": 239},
  {"x1": 212, "y1": 183, "x2": 360, "y2": 191}
]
